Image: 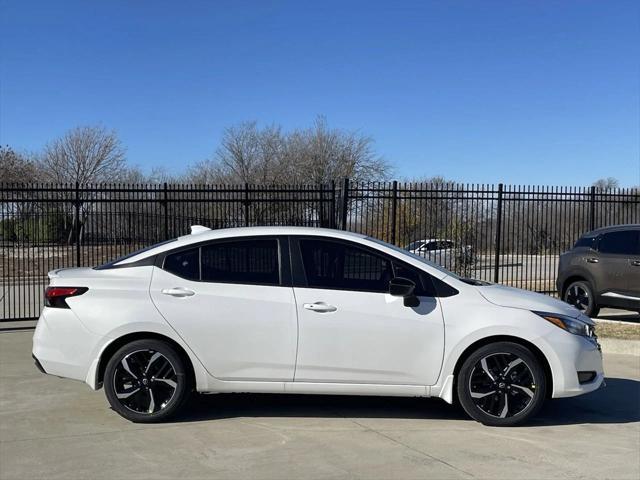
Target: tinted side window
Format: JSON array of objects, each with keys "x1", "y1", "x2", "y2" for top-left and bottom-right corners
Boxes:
[
  {"x1": 201, "y1": 239, "x2": 280, "y2": 285},
  {"x1": 163, "y1": 248, "x2": 200, "y2": 280},
  {"x1": 598, "y1": 230, "x2": 640, "y2": 255},
  {"x1": 299, "y1": 239, "x2": 393, "y2": 292},
  {"x1": 574, "y1": 236, "x2": 596, "y2": 249},
  {"x1": 392, "y1": 262, "x2": 435, "y2": 296}
]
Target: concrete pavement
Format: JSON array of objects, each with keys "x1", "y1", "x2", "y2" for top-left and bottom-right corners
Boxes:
[{"x1": 0, "y1": 330, "x2": 639, "y2": 480}]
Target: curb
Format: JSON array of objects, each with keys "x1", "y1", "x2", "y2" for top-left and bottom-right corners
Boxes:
[{"x1": 599, "y1": 337, "x2": 640, "y2": 356}]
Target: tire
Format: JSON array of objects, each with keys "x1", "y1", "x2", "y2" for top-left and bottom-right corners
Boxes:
[
  {"x1": 104, "y1": 339, "x2": 191, "y2": 423},
  {"x1": 456, "y1": 342, "x2": 547, "y2": 427},
  {"x1": 564, "y1": 280, "x2": 600, "y2": 318}
]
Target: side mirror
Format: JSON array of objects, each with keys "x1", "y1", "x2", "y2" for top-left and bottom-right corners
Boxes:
[{"x1": 389, "y1": 277, "x2": 420, "y2": 307}]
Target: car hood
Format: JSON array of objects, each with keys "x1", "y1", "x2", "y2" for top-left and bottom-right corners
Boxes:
[{"x1": 477, "y1": 284, "x2": 584, "y2": 319}]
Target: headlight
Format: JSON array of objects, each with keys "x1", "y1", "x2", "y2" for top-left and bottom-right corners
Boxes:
[{"x1": 533, "y1": 311, "x2": 595, "y2": 338}]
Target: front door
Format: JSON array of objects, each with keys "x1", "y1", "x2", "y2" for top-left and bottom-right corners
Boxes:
[
  {"x1": 291, "y1": 238, "x2": 445, "y2": 386},
  {"x1": 150, "y1": 237, "x2": 297, "y2": 382}
]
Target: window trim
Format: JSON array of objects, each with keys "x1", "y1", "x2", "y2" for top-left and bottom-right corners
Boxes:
[
  {"x1": 289, "y1": 235, "x2": 441, "y2": 296},
  {"x1": 158, "y1": 235, "x2": 292, "y2": 287}
]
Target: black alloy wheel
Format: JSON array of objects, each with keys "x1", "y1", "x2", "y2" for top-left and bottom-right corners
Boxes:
[
  {"x1": 457, "y1": 342, "x2": 547, "y2": 426},
  {"x1": 564, "y1": 280, "x2": 600, "y2": 317},
  {"x1": 104, "y1": 339, "x2": 190, "y2": 422}
]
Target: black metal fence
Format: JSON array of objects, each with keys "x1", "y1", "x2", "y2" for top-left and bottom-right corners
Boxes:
[{"x1": 1, "y1": 182, "x2": 638, "y2": 321}]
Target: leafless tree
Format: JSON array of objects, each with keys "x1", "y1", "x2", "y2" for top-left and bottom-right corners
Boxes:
[
  {"x1": 188, "y1": 117, "x2": 391, "y2": 184},
  {"x1": 592, "y1": 177, "x2": 620, "y2": 190},
  {"x1": 0, "y1": 146, "x2": 41, "y2": 184},
  {"x1": 39, "y1": 126, "x2": 127, "y2": 184}
]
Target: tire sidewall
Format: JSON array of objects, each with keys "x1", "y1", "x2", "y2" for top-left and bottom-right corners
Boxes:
[
  {"x1": 456, "y1": 342, "x2": 547, "y2": 427},
  {"x1": 104, "y1": 339, "x2": 190, "y2": 423}
]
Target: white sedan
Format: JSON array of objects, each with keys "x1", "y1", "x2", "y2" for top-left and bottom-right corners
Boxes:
[{"x1": 33, "y1": 226, "x2": 603, "y2": 426}]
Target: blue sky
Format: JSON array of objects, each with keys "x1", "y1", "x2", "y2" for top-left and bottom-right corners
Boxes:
[{"x1": 1, "y1": 0, "x2": 639, "y2": 186}]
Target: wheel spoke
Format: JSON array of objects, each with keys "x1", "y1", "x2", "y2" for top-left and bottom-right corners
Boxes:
[
  {"x1": 154, "y1": 378, "x2": 177, "y2": 388},
  {"x1": 148, "y1": 389, "x2": 155, "y2": 413},
  {"x1": 145, "y1": 352, "x2": 163, "y2": 374},
  {"x1": 503, "y1": 358, "x2": 522, "y2": 374},
  {"x1": 499, "y1": 394, "x2": 509, "y2": 418},
  {"x1": 471, "y1": 390, "x2": 496, "y2": 399},
  {"x1": 511, "y1": 384, "x2": 535, "y2": 398},
  {"x1": 116, "y1": 387, "x2": 140, "y2": 399},
  {"x1": 480, "y1": 358, "x2": 495, "y2": 381},
  {"x1": 121, "y1": 357, "x2": 139, "y2": 380}
]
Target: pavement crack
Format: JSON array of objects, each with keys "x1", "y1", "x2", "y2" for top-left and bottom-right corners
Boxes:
[{"x1": 348, "y1": 419, "x2": 475, "y2": 478}]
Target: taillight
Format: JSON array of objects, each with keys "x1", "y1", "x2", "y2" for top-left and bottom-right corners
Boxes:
[{"x1": 44, "y1": 287, "x2": 88, "y2": 308}]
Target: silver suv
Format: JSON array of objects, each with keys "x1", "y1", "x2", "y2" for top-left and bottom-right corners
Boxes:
[{"x1": 557, "y1": 224, "x2": 640, "y2": 317}]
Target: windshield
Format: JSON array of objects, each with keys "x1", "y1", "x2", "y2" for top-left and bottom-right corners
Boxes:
[
  {"x1": 405, "y1": 240, "x2": 424, "y2": 250},
  {"x1": 366, "y1": 236, "x2": 460, "y2": 278},
  {"x1": 94, "y1": 238, "x2": 177, "y2": 269}
]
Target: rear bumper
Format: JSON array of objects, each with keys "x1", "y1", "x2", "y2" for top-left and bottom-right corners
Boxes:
[{"x1": 32, "y1": 307, "x2": 104, "y2": 384}]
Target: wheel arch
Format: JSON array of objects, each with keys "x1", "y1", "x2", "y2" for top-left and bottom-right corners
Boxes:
[
  {"x1": 96, "y1": 332, "x2": 196, "y2": 390},
  {"x1": 452, "y1": 335, "x2": 553, "y2": 399}
]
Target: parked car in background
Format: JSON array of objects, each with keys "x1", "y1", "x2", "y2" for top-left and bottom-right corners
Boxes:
[
  {"x1": 557, "y1": 224, "x2": 640, "y2": 317},
  {"x1": 33, "y1": 226, "x2": 603, "y2": 427},
  {"x1": 405, "y1": 239, "x2": 474, "y2": 269}
]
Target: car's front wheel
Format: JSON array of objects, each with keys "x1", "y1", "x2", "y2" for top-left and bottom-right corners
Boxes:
[
  {"x1": 104, "y1": 339, "x2": 191, "y2": 423},
  {"x1": 564, "y1": 280, "x2": 600, "y2": 317},
  {"x1": 457, "y1": 342, "x2": 547, "y2": 426}
]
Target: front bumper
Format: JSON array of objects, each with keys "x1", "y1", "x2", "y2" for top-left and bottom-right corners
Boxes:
[{"x1": 547, "y1": 333, "x2": 604, "y2": 398}]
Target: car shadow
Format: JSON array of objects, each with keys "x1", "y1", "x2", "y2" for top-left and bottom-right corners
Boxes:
[{"x1": 171, "y1": 377, "x2": 639, "y2": 426}]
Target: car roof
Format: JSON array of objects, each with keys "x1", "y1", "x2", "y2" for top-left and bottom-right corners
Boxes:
[
  {"x1": 582, "y1": 224, "x2": 640, "y2": 237},
  {"x1": 115, "y1": 226, "x2": 367, "y2": 265}
]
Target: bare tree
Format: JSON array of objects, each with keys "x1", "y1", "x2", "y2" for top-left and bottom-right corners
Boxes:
[
  {"x1": 0, "y1": 146, "x2": 41, "y2": 184},
  {"x1": 39, "y1": 126, "x2": 127, "y2": 184},
  {"x1": 592, "y1": 177, "x2": 620, "y2": 190},
  {"x1": 188, "y1": 117, "x2": 391, "y2": 184}
]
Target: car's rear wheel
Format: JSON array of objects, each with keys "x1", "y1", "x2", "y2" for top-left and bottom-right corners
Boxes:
[
  {"x1": 564, "y1": 280, "x2": 600, "y2": 317},
  {"x1": 457, "y1": 342, "x2": 547, "y2": 427},
  {"x1": 104, "y1": 339, "x2": 190, "y2": 423}
]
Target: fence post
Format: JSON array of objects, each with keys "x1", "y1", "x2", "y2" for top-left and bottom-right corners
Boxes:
[
  {"x1": 589, "y1": 185, "x2": 596, "y2": 231},
  {"x1": 341, "y1": 178, "x2": 350, "y2": 230},
  {"x1": 330, "y1": 180, "x2": 336, "y2": 229},
  {"x1": 318, "y1": 183, "x2": 324, "y2": 228},
  {"x1": 244, "y1": 183, "x2": 250, "y2": 227},
  {"x1": 163, "y1": 182, "x2": 169, "y2": 240},
  {"x1": 493, "y1": 183, "x2": 503, "y2": 284},
  {"x1": 390, "y1": 180, "x2": 398, "y2": 245},
  {"x1": 74, "y1": 182, "x2": 81, "y2": 267}
]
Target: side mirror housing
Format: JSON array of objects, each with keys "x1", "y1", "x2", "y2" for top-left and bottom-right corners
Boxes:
[{"x1": 389, "y1": 277, "x2": 420, "y2": 307}]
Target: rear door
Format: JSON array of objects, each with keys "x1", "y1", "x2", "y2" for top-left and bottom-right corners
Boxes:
[
  {"x1": 291, "y1": 237, "x2": 445, "y2": 386},
  {"x1": 150, "y1": 236, "x2": 298, "y2": 381}
]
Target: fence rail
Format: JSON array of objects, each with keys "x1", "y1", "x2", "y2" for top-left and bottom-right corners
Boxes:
[{"x1": 1, "y1": 181, "x2": 638, "y2": 321}]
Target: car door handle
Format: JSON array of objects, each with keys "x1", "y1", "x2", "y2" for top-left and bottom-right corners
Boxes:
[
  {"x1": 303, "y1": 302, "x2": 337, "y2": 313},
  {"x1": 586, "y1": 257, "x2": 599, "y2": 263},
  {"x1": 161, "y1": 287, "x2": 195, "y2": 298}
]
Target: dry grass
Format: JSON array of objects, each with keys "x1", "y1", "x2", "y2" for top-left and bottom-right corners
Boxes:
[{"x1": 595, "y1": 321, "x2": 640, "y2": 340}]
